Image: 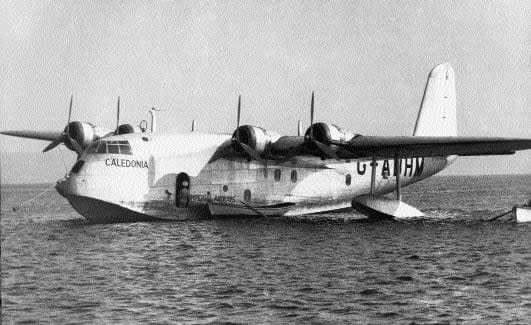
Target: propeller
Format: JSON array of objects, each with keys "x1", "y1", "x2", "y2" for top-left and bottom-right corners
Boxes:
[
  {"x1": 306, "y1": 92, "x2": 340, "y2": 159},
  {"x1": 280, "y1": 92, "x2": 340, "y2": 161},
  {"x1": 43, "y1": 95, "x2": 83, "y2": 155},
  {"x1": 232, "y1": 95, "x2": 264, "y2": 161}
]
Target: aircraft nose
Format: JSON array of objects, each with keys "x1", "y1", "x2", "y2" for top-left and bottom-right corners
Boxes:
[{"x1": 55, "y1": 178, "x2": 67, "y2": 197}]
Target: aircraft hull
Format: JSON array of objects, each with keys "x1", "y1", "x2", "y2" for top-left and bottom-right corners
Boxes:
[
  {"x1": 57, "y1": 131, "x2": 456, "y2": 223},
  {"x1": 66, "y1": 194, "x2": 160, "y2": 223},
  {"x1": 208, "y1": 202, "x2": 293, "y2": 216}
]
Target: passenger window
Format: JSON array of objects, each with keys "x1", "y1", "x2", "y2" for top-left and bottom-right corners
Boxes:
[
  {"x1": 291, "y1": 170, "x2": 297, "y2": 183},
  {"x1": 346, "y1": 174, "x2": 352, "y2": 186},
  {"x1": 274, "y1": 169, "x2": 281, "y2": 181}
]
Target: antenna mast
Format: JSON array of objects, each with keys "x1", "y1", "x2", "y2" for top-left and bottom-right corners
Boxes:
[{"x1": 148, "y1": 107, "x2": 166, "y2": 133}]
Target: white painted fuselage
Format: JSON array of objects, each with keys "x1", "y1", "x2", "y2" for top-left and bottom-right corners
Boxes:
[{"x1": 57, "y1": 132, "x2": 455, "y2": 223}]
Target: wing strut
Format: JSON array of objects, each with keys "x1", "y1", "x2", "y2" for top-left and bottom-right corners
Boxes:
[
  {"x1": 394, "y1": 156, "x2": 402, "y2": 201},
  {"x1": 370, "y1": 156, "x2": 377, "y2": 195}
]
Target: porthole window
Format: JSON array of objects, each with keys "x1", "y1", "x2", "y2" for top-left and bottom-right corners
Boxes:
[
  {"x1": 291, "y1": 170, "x2": 297, "y2": 183},
  {"x1": 274, "y1": 169, "x2": 281, "y2": 181},
  {"x1": 244, "y1": 189, "x2": 251, "y2": 201},
  {"x1": 223, "y1": 185, "x2": 228, "y2": 192},
  {"x1": 346, "y1": 174, "x2": 352, "y2": 186}
]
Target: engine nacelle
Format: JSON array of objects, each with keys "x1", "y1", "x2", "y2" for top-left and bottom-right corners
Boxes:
[
  {"x1": 232, "y1": 125, "x2": 281, "y2": 156},
  {"x1": 305, "y1": 122, "x2": 357, "y2": 143},
  {"x1": 116, "y1": 124, "x2": 141, "y2": 135},
  {"x1": 65, "y1": 122, "x2": 112, "y2": 151}
]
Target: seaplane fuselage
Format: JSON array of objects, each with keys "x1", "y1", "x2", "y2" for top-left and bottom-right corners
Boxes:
[
  {"x1": 4, "y1": 63, "x2": 530, "y2": 223},
  {"x1": 56, "y1": 132, "x2": 453, "y2": 223}
]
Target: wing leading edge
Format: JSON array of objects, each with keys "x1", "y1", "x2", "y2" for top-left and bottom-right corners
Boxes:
[
  {"x1": 332, "y1": 136, "x2": 531, "y2": 159},
  {"x1": 1, "y1": 130, "x2": 61, "y2": 141},
  {"x1": 212, "y1": 135, "x2": 531, "y2": 161}
]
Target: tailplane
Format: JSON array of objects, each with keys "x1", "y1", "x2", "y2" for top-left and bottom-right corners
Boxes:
[{"x1": 413, "y1": 63, "x2": 457, "y2": 136}]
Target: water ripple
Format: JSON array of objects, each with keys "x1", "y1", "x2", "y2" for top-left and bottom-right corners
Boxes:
[{"x1": 2, "y1": 176, "x2": 531, "y2": 323}]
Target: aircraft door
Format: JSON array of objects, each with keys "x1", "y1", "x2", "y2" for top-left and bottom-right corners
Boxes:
[{"x1": 176, "y1": 173, "x2": 190, "y2": 208}]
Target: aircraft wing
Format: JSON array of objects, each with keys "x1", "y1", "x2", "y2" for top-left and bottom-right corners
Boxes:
[
  {"x1": 332, "y1": 136, "x2": 531, "y2": 159},
  {"x1": 1, "y1": 130, "x2": 61, "y2": 141}
]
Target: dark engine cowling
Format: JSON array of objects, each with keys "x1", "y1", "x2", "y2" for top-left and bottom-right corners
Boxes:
[
  {"x1": 116, "y1": 124, "x2": 138, "y2": 135},
  {"x1": 305, "y1": 122, "x2": 356, "y2": 144},
  {"x1": 65, "y1": 122, "x2": 112, "y2": 151},
  {"x1": 232, "y1": 125, "x2": 281, "y2": 156}
]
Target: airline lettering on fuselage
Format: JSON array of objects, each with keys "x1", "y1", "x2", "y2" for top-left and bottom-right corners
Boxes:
[
  {"x1": 356, "y1": 158, "x2": 424, "y2": 177},
  {"x1": 190, "y1": 194, "x2": 235, "y2": 203},
  {"x1": 105, "y1": 158, "x2": 149, "y2": 168}
]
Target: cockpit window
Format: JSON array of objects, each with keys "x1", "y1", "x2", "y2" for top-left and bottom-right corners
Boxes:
[
  {"x1": 87, "y1": 140, "x2": 133, "y2": 155},
  {"x1": 96, "y1": 141, "x2": 107, "y2": 154},
  {"x1": 118, "y1": 142, "x2": 132, "y2": 154},
  {"x1": 85, "y1": 141, "x2": 99, "y2": 153},
  {"x1": 107, "y1": 142, "x2": 120, "y2": 154}
]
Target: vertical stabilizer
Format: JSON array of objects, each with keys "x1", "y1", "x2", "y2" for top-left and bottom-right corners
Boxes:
[{"x1": 413, "y1": 63, "x2": 457, "y2": 136}]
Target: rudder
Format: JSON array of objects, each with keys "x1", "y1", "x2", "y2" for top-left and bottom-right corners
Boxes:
[{"x1": 413, "y1": 63, "x2": 457, "y2": 136}]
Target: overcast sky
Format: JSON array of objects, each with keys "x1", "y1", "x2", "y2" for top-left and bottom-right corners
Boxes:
[{"x1": 1, "y1": 1, "x2": 530, "y2": 183}]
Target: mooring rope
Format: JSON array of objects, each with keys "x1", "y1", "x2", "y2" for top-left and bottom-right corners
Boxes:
[{"x1": 12, "y1": 183, "x2": 57, "y2": 211}]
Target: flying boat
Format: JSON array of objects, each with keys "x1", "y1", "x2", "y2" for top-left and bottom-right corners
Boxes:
[{"x1": 2, "y1": 63, "x2": 531, "y2": 223}]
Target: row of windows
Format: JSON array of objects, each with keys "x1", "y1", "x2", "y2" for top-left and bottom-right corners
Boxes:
[
  {"x1": 86, "y1": 140, "x2": 132, "y2": 155},
  {"x1": 272, "y1": 169, "x2": 352, "y2": 186},
  {"x1": 221, "y1": 172, "x2": 353, "y2": 197},
  {"x1": 232, "y1": 174, "x2": 352, "y2": 202},
  {"x1": 273, "y1": 169, "x2": 298, "y2": 182}
]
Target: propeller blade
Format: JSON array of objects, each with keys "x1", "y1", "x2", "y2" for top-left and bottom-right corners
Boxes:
[
  {"x1": 68, "y1": 95, "x2": 73, "y2": 124},
  {"x1": 237, "y1": 95, "x2": 241, "y2": 127},
  {"x1": 310, "y1": 92, "x2": 314, "y2": 124},
  {"x1": 239, "y1": 142, "x2": 264, "y2": 162},
  {"x1": 311, "y1": 138, "x2": 340, "y2": 160},
  {"x1": 64, "y1": 135, "x2": 84, "y2": 155},
  {"x1": 236, "y1": 95, "x2": 241, "y2": 140},
  {"x1": 43, "y1": 136, "x2": 64, "y2": 153},
  {"x1": 65, "y1": 94, "x2": 74, "y2": 135},
  {"x1": 309, "y1": 91, "x2": 314, "y2": 138},
  {"x1": 115, "y1": 96, "x2": 121, "y2": 133}
]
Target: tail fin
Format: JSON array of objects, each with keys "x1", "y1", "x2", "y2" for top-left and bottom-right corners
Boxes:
[{"x1": 413, "y1": 63, "x2": 457, "y2": 136}]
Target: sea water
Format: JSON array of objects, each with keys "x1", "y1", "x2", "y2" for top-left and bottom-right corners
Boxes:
[{"x1": 2, "y1": 175, "x2": 531, "y2": 324}]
